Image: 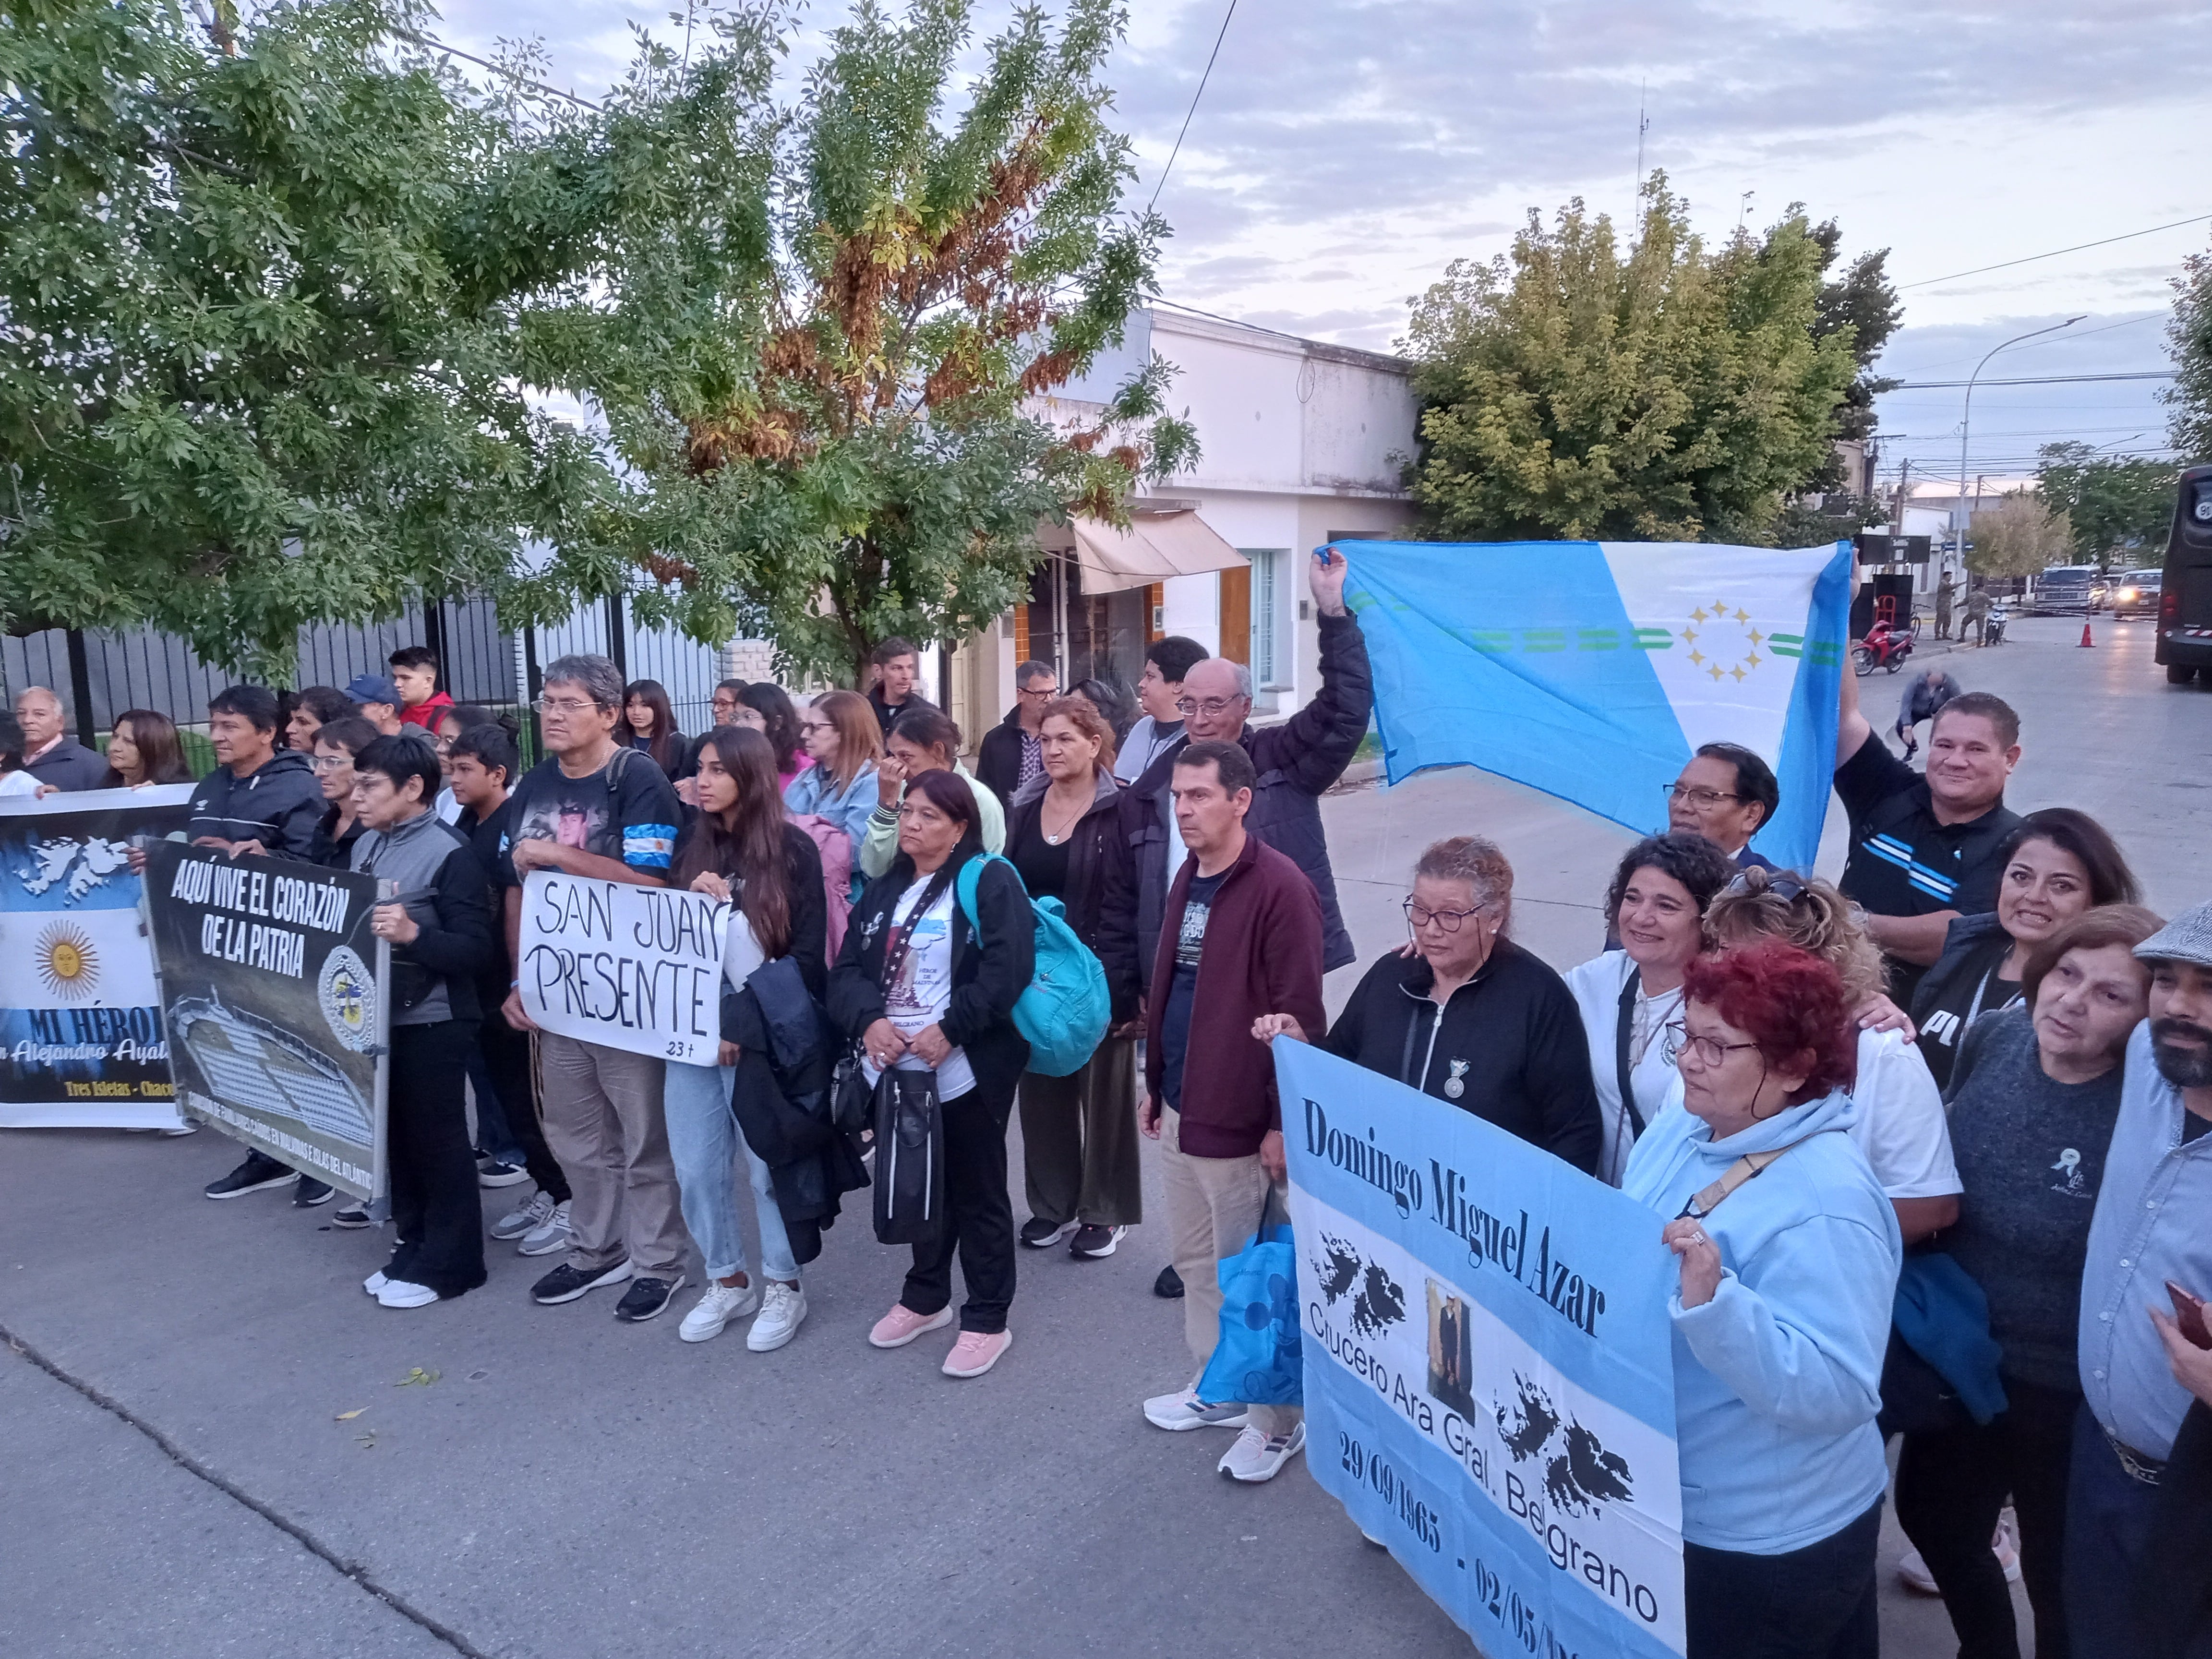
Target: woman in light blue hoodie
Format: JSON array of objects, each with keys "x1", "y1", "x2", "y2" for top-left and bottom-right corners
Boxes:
[
  {"x1": 1622, "y1": 940, "x2": 1901, "y2": 1659},
  {"x1": 783, "y1": 689, "x2": 880, "y2": 897}
]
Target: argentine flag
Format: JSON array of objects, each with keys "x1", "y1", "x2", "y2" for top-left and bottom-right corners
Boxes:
[{"x1": 1341, "y1": 540, "x2": 1853, "y2": 869}]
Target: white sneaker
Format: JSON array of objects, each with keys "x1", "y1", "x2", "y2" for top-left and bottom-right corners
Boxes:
[
  {"x1": 679, "y1": 1279, "x2": 761, "y2": 1343},
  {"x1": 1143, "y1": 1385, "x2": 1249, "y2": 1431},
  {"x1": 1994, "y1": 1512, "x2": 2022, "y2": 1584},
  {"x1": 1896, "y1": 1545, "x2": 1939, "y2": 1595},
  {"x1": 364, "y1": 1269, "x2": 388, "y2": 1297},
  {"x1": 492, "y1": 1190, "x2": 556, "y2": 1242},
  {"x1": 517, "y1": 1199, "x2": 572, "y2": 1257},
  {"x1": 1218, "y1": 1421, "x2": 1306, "y2": 1482},
  {"x1": 747, "y1": 1283, "x2": 808, "y2": 1352},
  {"x1": 376, "y1": 1279, "x2": 439, "y2": 1309}
]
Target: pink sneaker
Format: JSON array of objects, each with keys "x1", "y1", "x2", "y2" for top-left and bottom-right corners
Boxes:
[
  {"x1": 868, "y1": 1303, "x2": 954, "y2": 1348},
  {"x1": 941, "y1": 1328, "x2": 1013, "y2": 1378}
]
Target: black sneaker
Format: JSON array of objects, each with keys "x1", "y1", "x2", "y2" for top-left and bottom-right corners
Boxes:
[
  {"x1": 614, "y1": 1275, "x2": 686, "y2": 1323},
  {"x1": 331, "y1": 1202, "x2": 373, "y2": 1229},
  {"x1": 204, "y1": 1153, "x2": 295, "y2": 1200},
  {"x1": 1153, "y1": 1263, "x2": 1185, "y2": 1299},
  {"x1": 1020, "y1": 1216, "x2": 1077, "y2": 1249},
  {"x1": 1071, "y1": 1224, "x2": 1127, "y2": 1258},
  {"x1": 476, "y1": 1158, "x2": 530, "y2": 1189},
  {"x1": 530, "y1": 1259, "x2": 634, "y2": 1305},
  {"x1": 294, "y1": 1177, "x2": 335, "y2": 1207}
]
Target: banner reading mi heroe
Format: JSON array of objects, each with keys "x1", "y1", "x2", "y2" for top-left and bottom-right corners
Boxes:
[
  {"x1": 143, "y1": 840, "x2": 388, "y2": 1199},
  {"x1": 1, "y1": 785, "x2": 194, "y2": 1128},
  {"x1": 516, "y1": 871, "x2": 730, "y2": 1065},
  {"x1": 1275, "y1": 1041, "x2": 1685, "y2": 1659}
]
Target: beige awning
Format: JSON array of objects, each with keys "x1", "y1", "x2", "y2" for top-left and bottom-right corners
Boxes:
[{"x1": 1065, "y1": 510, "x2": 1248, "y2": 595}]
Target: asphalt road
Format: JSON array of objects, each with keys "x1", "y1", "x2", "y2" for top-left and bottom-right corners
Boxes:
[{"x1": 3, "y1": 613, "x2": 2201, "y2": 1658}]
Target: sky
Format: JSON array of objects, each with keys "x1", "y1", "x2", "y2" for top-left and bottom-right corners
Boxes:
[{"x1": 434, "y1": 0, "x2": 2212, "y2": 489}]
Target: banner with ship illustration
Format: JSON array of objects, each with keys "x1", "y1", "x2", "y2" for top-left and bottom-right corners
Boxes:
[
  {"x1": 143, "y1": 840, "x2": 389, "y2": 1198},
  {"x1": 1, "y1": 785, "x2": 195, "y2": 1128}
]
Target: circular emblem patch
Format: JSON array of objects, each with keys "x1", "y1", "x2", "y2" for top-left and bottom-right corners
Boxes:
[{"x1": 318, "y1": 946, "x2": 377, "y2": 1052}]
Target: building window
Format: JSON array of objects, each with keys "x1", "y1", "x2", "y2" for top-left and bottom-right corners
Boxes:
[{"x1": 1245, "y1": 549, "x2": 1288, "y2": 686}]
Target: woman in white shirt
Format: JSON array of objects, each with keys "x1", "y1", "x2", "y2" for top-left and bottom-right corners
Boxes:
[{"x1": 1563, "y1": 833, "x2": 1738, "y2": 1185}]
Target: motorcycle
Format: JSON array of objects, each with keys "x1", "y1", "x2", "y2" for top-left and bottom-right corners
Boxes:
[
  {"x1": 1982, "y1": 603, "x2": 2008, "y2": 646},
  {"x1": 1852, "y1": 618, "x2": 1915, "y2": 676}
]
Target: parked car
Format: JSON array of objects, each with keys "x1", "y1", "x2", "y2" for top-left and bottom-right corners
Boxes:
[
  {"x1": 2029, "y1": 564, "x2": 2099, "y2": 615},
  {"x1": 2110, "y1": 568, "x2": 2163, "y2": 619}
]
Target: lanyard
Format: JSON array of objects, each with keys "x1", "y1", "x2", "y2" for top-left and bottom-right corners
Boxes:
[
  {"x1": 1614, "y1": 969, "x2": 1648, "y2": 1142},
  {"x1": 1676, "y1": 1134, "x2": 1827, "y2": 1220}
]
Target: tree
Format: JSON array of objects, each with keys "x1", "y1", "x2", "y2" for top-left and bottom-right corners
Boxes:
[
  {"x1": 0, "y1": 0, "x2": 609, "y2": 675},
  {"x1": 522, "y1": 0, "x2": 1196, "y2": 686},
  {"x1": 2167, "y1": 240, "x2": 2212, "y2": 467},
  {"x1": 2035, "y1": 442, "x2": 2178, "y2": 565},
  {"x1": 1968, "y1": 493, "x2": 2074, "y2": 578},
  {"x1": 1807, "y1": 218, "x2": 1900, "y2": 449},
  {"x1": 1403, "y1": 177, "x2": 1860, "y2": 545}
]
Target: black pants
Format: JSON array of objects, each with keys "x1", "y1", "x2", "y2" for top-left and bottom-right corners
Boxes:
[
  {"x1": 478, "y1": 1014, "x2": 569, "y2": 1202},
  {"x1": 901, "y1": 1081, "x2": 1017, "y2": 1334},
  {"x1": 1896, "y1": 1377, "x2": 2078, "y2": 1659},
  {"x1": 1683, "y1": 1500, "x2": 1881, "y2": 1659},
  {"x1": 384, "y1": 1021, "x2": 489, "y2": 1299}
]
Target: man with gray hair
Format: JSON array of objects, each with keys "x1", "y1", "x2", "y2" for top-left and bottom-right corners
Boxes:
[
  {"x1": 975, "y1": 658, "x2": 1058, "y2": 805},
  {"x1": 13, "y1": 686, "x2": 107, "y2": 791},
  {"x1": 495, "y1": 654, "x2": 691, "y2": 1323}
]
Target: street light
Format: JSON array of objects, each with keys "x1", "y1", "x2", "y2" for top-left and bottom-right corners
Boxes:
[{"x1": 1955, "y1": 315, "x2": 2085, "y2": 579}]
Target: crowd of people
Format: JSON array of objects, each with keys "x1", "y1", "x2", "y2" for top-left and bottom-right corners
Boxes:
[{"x1": 7, "y1": 548, "x2": 2211, "y2": 1659}]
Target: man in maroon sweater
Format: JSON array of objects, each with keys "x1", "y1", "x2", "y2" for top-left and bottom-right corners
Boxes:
[{"x1": 1140, "y1": 741, "x2": 1326, "y2": 1483}]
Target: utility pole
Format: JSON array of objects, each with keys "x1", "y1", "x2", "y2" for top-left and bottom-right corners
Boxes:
[{"x1": 1958, "y1": 316, "x2": 2083, "y2": 582}]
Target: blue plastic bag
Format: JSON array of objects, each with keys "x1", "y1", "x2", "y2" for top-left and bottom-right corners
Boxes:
[{"x1": 1196, "y1": 1195, "x2": 1302, "y2": 1408}]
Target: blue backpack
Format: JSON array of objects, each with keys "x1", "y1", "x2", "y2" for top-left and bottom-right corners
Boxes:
[{"x1": 954, "y1": 854, "x2": 1110, "y2": 1077}]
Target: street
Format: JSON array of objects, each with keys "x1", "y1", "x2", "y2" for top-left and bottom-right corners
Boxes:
[{"x1": 4, "y1": 614, "x2": 2204, "y2": 1659}]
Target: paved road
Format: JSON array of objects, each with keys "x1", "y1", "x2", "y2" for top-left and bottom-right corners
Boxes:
[{"x1": 3, "y1": 613, "x2": 2200, "y2": 1658}]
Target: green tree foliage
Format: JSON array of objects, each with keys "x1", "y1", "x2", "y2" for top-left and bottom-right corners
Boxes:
[
  {"x1": 2035, "y1": 442, "x2": 2178, "y2": 564},
  {"x1": 2167, "y1": 241, "x2": 2212, "y2": 467},
  {"x1": 1968, "y1": 493, "x2": 2074, "y2": 579},
  {"x1": 0, "y1": 0, "x2": 607, "y2": 674},
  {"x1": 525, "y1": 0, "x2": 1196, "y2": 686},
  {"x1": 1404, "y1": 178, "x2": 1860, "y2": 545}
]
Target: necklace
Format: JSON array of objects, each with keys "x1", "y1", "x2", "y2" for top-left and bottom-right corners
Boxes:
[{"x1": 1040, "y1": 790, "x2": 1087, "y2": 844}]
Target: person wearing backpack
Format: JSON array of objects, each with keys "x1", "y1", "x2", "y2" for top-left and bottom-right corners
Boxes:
[
  {"x1": 828, "y1": 768, "x2": 1034, "y2": 1378},
  {"x1": 1005, "y1": 697, "x2": 1141, "y2": 1259}
]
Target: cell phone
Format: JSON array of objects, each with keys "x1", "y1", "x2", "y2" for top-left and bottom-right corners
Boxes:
[{"x1": 2169, "y1": 1281, "x2": 2212, "y2": 1350}]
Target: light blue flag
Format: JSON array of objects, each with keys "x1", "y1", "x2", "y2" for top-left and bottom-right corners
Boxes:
[{"x1": 1338, "y1": 539, "x2": 1853, "y2": 869}]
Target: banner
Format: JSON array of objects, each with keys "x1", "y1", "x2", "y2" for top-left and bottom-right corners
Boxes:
[
  {"x1": 516, "y1": 871, "x2": 730, "y2": 1064},
  {"x1": 1338, "y1": 538, "x2": 1853, "y2": 869},
  {"x1": 1, "y1": 785, "x2": 194, "y2": 1128},
  {"x1": 1277, "y1": 1041, "x2": 1685, "y2": 1659},
  {"x1": 143, "y1": 840, "x2": 387, "y2": 1198}
]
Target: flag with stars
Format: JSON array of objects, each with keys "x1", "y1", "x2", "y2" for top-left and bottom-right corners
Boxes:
[{"x1": 1338, "y1": 539, "x2": 1853, "y2": 869}]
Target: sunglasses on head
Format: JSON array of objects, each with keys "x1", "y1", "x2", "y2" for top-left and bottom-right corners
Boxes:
[{"x1": 1722, "y1": 867, "x2": 1807, "y2": 903}]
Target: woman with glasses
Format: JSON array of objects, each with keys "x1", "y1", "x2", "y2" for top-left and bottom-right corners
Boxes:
[
  {"x1": 1622, "y1": 941, "x2": 1900, "y2": 1659},
  {"x1": 730, "y1": 683, "x2": 806, "y2": 791},
  {"x1": 785, "y1": 690, "x2": 884, "y2": 893},
  {"x1": 305, "y1": 715, "x2": 381, "y2": 870},
  {"x1": 1563, "y1": 832, "x2": 1738, "y2": 1185},
  {"x1": 1254, "y1": 835, "x2": 1600, "y2": 1171},
  {"x1": 857, "y1": 706, "x2": 1005, "y2": 879}
]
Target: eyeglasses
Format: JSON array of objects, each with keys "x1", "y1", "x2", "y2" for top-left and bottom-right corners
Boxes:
[
  {"x1": 1665, "y1": 1021, "x2": 1764, "y2": 1069},
  {"x1": 798, "y1": 720, "x2": 831, "y2": 735},
  {"x1": 1664, "y1": 784, "x2": 1741, "y2": 808},
  {"x1": 308, "y1": 755, "x2": 352, "y2": 773},
  {"x1": 531, "y1": 696, "x2": 601, "y2": 716},
  {"x1": 1404, "y1": 899, "x2": 1485, "y2": 933},
  {"x1": 1174, "y1": 696, "x2": 1245, "y2": 719},
  {"x1": 1018, "y1": 684, "x2": 1059, "y2": 700}
]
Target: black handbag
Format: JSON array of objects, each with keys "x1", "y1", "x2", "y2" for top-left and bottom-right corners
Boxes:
[{"x1": 870, "y1": 1067, "x2": 945, "y2": 1247}]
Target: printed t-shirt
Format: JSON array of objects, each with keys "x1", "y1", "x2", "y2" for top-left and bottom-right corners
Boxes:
[
  {"x1": 495, "y1": 751, "x2": 680, "y2": 886},
  {"x1": 1160, "y1": 869, "x2": 1227, "y2": 1112},
  {"x1": 869, "y1": 878, "x2": 974, "y2": 1100}
]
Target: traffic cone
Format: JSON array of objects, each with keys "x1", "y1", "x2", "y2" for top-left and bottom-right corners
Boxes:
[{"x1": 2080, "y1": 623, "x2": 2094, "y2": 648}]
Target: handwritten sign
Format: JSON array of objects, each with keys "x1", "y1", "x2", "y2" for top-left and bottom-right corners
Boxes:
[{"x1": 517, "y1": 872, "x2": 730, "y2": 1064}]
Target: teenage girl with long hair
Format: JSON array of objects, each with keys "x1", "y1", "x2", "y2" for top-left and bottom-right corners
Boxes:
[{"x1": 622, "y1": 679, "x2": 689, "y2": 775}]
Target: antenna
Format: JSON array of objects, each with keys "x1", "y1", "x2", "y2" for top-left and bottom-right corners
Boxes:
[{"x1": 1634, "y1": 80, "x2": 1647, "y2": 200}]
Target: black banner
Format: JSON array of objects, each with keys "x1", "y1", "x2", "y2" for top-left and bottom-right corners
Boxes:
[{"x1": 144, "y1": 840, "x2": 387, "y2": 1198}]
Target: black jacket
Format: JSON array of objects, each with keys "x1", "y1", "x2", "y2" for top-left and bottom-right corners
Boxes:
[
  {"x1": 1322, "y1": 939, "x2": 1602, "y2": 1174},
  {"x1": 307, "y1": 803, "x2": 367, "y2": 871},
  {"x1": 975, "y1": 707, "x2": 1034, "y2": 807},
  {"x1": 1125, "y1": 609, "x2": 1372, "y2": 983},
  {"x1": 1005, "y1": 769, "x2": 1139, "y2": 1022},
  {"x1": 185, "y1": 748, "x2": 325, "y2": 859},
  {"x1": 828, "y1": 851, "x2": 1034, "y2": 1099},
  {"x1": 867, "y1": 686, "x2": 936, "y2": 738}
]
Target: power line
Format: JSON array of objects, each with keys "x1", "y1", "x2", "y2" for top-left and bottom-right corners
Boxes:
[
  {"x1": 1887, "y1": 370, "x2": 2175, "y2": 389},
  {"x1": 1147, "y1": 0, "x2": 1238, "y2": 215},
  {"x1": 394, "y1": 27, "x2": 602, "y2": 111},
  {"x1": 1895, "y1": 212, "x2": 2211, "y2": 291}
]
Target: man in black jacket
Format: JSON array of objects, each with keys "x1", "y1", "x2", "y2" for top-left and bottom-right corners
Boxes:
[
  {"x1": 974, "y1": 659, "x2": 1058, "y2": 805},
  {"x1": 1124, "y1": 547, "x2": 1372, "y2": 985},
  {"x1": 866, "y1": 637, "x2": 936, "y2": 736}
]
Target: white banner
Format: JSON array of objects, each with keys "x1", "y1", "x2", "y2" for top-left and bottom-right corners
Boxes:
[{"x1": 516, "y1": 871, "x2": 730, "y2": 1064}]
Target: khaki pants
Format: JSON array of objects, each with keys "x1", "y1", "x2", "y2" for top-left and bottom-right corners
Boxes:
[
  {"x1": 535, "y1": 1031, "x2": 687, "y2": 1280},
  {"x1": 1159, "y1": 1106, "x2": 1301, "y2": 1435}
]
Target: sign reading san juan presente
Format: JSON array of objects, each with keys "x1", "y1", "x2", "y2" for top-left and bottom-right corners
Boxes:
[
  {"x1": 517, "y1": 871, "x2": 730, "y2": 1064},
  {"x1": 144, "y1": 840, "x2": 387, "y2": 1199},
  {"x1": 1, "y1": 784, "x2": 195, "y2": 1129},
  {"x1": 1277, "y1": 1041, "x2": 1687, "y2": 1659}
]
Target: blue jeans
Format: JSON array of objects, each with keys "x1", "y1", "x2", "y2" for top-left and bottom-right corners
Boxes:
[
  {"x1": 463, "y1": 1045, "x2": 525, "y2": 1167},
  {"x1": 662, "y1": 1060, "x2": 798, "y2": 1283},
  {"x1": 2064, "y1": 1403, "x2": 2161, "y2": 1654}
]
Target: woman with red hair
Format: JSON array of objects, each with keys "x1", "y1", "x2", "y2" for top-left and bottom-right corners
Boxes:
[{"x1": 1622, "y1": 941, "x2": 1901, "y2": 1659}]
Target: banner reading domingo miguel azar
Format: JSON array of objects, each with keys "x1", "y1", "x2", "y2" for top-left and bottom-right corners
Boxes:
[
  {"x1": 1, "y1": 784, "x2": 194, "y2": 1128},
  {"x1": 144, "y1": 840, "x2": 388, "y2": 1199},
  {"x1": 1275, "y1": 1041, "x2": 1685, "y2": 1659}
]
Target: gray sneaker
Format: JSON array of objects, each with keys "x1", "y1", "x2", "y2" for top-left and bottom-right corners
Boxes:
[
  {"x1": 517, "y1": 1199, "x2": 572, "y2": 1257},
  {"x1": 492, "y1": 1190, "x2": 557, "y2": 1242},
  {"x1": 1142, "y1": 1385, "x2": 1249, "y2": 1431}
]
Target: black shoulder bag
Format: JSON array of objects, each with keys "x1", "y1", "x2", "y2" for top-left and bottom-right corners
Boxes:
[{"x1": 865, "y1": 883, "x2": 948, "y2": 1246}]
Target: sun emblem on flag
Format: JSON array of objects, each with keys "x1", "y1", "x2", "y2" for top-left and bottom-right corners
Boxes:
[
  {"x1": 34, "y1": 922, "x2": 101, "y2": 1001},
  {"x1": 1680, "y1": 600, "x2": 1766, "y2": 684}
]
